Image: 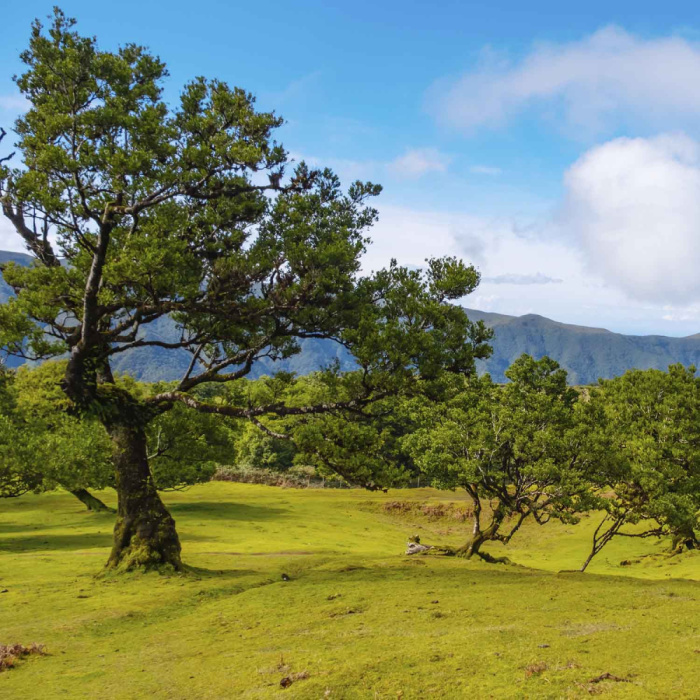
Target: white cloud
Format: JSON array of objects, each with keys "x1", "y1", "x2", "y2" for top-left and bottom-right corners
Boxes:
[
  {"x1": 483, "y1": 272, "x2": 562, "y2": 285},
  {"x1": 287, "y1": 151, "x2": 379, "y2": 182},
  {"x1": 362, "y1": 205, "x2": 468, "y2": 273},
  {"x1": 470, "y1": 165, "x2": 502, "y2": 176},
  {"x1": 661, "y1": 305, "x2": 700, "y2": 323},
  {"x1": 291, "y1": 148, "x2": 451, "y2": 183},
  {"x1": 365, "y1": 204, "x2": 582, "y2": 288},
  {"x1": 363, "y1": 201, "x2": 700, "y2": 335},
  {"x1": 387, "y1": 148, "x2": 451, "y2": 178},
  {"x1": 434, "y1": 26, "x2": 700, "y2": 133},
  {"x1": 562, "y1": 133, "x2": 700, "y2": 304}
]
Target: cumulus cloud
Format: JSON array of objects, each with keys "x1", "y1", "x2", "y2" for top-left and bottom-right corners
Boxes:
[
  {"x1": 562, "y1": 133, "x2": 700, "y2": 304},
  {"x1": 434, "y1": 26, "x2": 700, "y2": 133},
  {"x1": 388, "y1": 148, "x2": 451, "y2": 178},
  {"x1": 483, "y1": 272, "x2": 563, "y2": 285},
  {"x1": 364, "y1": 205, "x2": 581, "y2": 287},
  {"x1": 362, "y1": 205, "x2": 468, "y2": 272},
  {"x1": 362, "y1": 203, "x2": 691, "y2": 334}
]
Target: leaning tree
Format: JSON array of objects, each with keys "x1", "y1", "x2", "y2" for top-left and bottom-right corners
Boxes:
[
  {"x1": 404, "y1": 355, "x2": 597, "y2": 562},
  {"x1": 0, "y1": 10, "x2": 490, "y2": 571},
  {"x1": 579, "y1": 365, "x2": 700, "y2": 571}
]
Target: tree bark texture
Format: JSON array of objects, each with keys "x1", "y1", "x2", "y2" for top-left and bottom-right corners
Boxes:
[{"x1": 106, "y1": 422, "x2": 181, "y2": 571}]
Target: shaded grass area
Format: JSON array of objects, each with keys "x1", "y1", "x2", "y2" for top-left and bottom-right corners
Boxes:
[{"x1": 0, "y1": 483, "x2": 698, "y2": 699}]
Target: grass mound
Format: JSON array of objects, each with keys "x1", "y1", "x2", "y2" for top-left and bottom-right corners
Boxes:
[
  {"x1": 376, "y1": 499, "x2": 473, "y2": 522},
  {"x1": 0, "y1": 483, "x2": 698, "y2": 698}
]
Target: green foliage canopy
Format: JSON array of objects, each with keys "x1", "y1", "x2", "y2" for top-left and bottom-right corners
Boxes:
[
  {"x1": 580, "y1": 364, "x2": 700, "y2": 568},
  {"x1": 405, "y1": 355, "x2": 597, "y2": 560},
  {"x1": 0, "y1": 9, "x2": 490, "y2": 569}
]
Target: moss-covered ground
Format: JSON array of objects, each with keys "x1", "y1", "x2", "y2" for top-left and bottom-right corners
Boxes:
[{"x1": 0, "y1": 483, "x2": 698, "y2": 698}]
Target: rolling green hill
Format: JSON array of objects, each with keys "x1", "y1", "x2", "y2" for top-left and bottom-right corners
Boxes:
[
  {"x1": 0, "y1": 483, "x2": 698, "y2": 698},
  {"x1": 4, "y1": 250, "x2": 700, "y2": 383}
]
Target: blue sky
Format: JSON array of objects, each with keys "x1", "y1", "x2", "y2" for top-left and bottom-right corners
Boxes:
[{"x1": 3, "y1": 2, "x2": 700, "y2": 334}]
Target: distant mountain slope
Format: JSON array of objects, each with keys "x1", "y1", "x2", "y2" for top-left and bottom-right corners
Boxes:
[
  {"x1": 0, "y1": 251, "x2": 35, "y2": 368},
  {"x1": 0, "y1": 250, "x2": 356, "y2": 380},
  {"x1": 0, "y1": 250, "x2": 32, "y2": 303},
  {"x1": 3, "y1": 250, "x2": 700, "y2": 384},
  {"x1": 466, "y1": 308, "x2": 700, "y2": 384}
]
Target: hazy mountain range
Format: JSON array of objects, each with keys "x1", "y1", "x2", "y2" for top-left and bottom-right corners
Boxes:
[{"x1": 3, "y1": 250, "x2": 700, "y2": 385}]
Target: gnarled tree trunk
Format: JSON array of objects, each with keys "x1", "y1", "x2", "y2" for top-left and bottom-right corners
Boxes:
[
  {"x1": 454, "y1": 533, "x2": 488, "y2": 559},
  {"x1": 670, "y1": 525, "x2": 698, "y2": 554},
  {"x1": 454, "y1": 497, "x2": 509, "y2": 562},
  {"x1": 70, "y1": 487, "x2": 113, "y2": 512},
  {"x1": 62, "y1": 346, "x2": 182, "y2": 572},
  {"x1": 106, "y1": 422, "x2": 181, "y2": 571},
  {"x1": 405, "y1": 501, "x2": 512, "y2": 564}
]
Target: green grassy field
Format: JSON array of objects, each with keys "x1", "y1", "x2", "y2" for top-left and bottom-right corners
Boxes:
[{"x1": 1, "y1": 483, "x2": 698, "y2": 699}]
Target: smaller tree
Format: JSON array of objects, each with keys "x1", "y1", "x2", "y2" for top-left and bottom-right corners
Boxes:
[
  {"x1": 228, "y1": 370, "x2": 421, "y2": 491},
  {"x1": 147, "y1": 402, "x2": 233, "y2": 490},
  {"x1": 234, "y1": 422, "x2": 296, "y2": 472},
  {"x1": 579, "y1": 365, "x2": 700, "y2": 571},
  {"x1": 0, "y1": 363, "x2": 43, "y2": 498},
  {"x1": 3, "y1": 363, "x2": 234, "y2": 509},
  {"x1": 12, "y1": 361, "x2": 114, "y2": 510},
  {"x1": 405, "y1": 355, "x2": 595, "y2": 562}
]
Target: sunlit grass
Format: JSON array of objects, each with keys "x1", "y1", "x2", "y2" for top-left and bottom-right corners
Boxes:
[{"x1": 0, "y1": 483, "x2": 698, "y2": 698}]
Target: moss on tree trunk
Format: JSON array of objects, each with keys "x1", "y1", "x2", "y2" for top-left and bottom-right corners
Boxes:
[
  {"x1": 454, "y1": 534, "x2": 486, "y2": 558},
  {"x1": 670, "y1": 526, "x2": 698, "y2": 555},
  {"x1": 406, "y1": 504, "x2": 512, "y2": 564},
  {"x1": 453, "y1": 500, "x2": 511, "y2": 562},
  {"x1": 106, "y1": 422, "x2": 181, "y2": 572}
]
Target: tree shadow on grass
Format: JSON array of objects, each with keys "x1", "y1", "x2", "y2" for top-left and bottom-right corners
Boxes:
[
  {"x1": 0, "y1": 532, "x2": 113, "y2": 553},
  {"x1": 0, "y1": 530, "x2": 213, "y2": 554},
  {"x1": 180, "y1": 564, "x2": 262, "y2": 580},
  {"x1": 0, "y1": 511, "x2": 117, "y2": 535},
  {"x1": 0, "y1": 522, "x2": 74, "y2": 534},
  {"x1": 169, "y1": 501, "x2": 288, "y2": 522}
]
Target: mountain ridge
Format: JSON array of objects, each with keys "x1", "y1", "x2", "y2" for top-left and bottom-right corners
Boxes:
[{"x1": 3, "y1": 250, "x2": 700, "y2": 384}]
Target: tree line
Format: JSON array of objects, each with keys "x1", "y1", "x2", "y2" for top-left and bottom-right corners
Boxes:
[
  {"x1": 0, "y1": 10, "x2": 698, "y2": 573},
  {"x1": 2, "y1": 355, "x2": 699, "y2": 571}
]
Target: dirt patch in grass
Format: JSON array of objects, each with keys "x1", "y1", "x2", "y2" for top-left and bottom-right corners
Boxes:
[
  {"x1": 524, "y1": 661, "x2": 548, "y2": 677},
  {"x1": 0, "y1": 644, "x2": 46, "y2": 672},
  {"x1": 374, "y1": 500, "x2": 473, "y2": 522}
]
